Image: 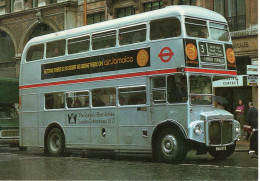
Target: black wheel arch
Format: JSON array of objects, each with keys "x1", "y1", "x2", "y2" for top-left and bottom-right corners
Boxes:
[{"x1": 152, "y1": 119, "x2": 188, "y2": 155}]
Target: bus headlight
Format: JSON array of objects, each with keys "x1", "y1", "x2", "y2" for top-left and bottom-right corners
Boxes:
[
  {"x1": 235, "y1": 124, "x2": 240, "y2": 133},
  {"x1": 194, "y1": 124, "x2": 202, "y2": 135}
]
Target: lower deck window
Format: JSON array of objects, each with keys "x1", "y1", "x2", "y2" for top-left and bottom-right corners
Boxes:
[
  {"x1": 92, "y1": 88, "x2": 116, "y2": 107},
  {"x1": 45, "y1": 92, "x2": 65, "y2": 109},
  {"x1": 119, "y1": 86, "x2": 146, "y2": 105},
  {"x1": 152, "y1": 74, "x2": 188, "y2": 104},
  {"x1": 66, "y1": 91, "x2": 89, "y2": 108}
]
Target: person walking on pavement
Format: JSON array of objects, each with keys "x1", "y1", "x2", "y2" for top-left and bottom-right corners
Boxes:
[
  {"x1": 235, "y1": 99, "x2": 245, "y2": 136},
  {"x1": 247, "y1": 102, "x2": 258, "y2": 156}
]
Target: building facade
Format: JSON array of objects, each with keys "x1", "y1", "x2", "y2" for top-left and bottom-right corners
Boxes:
[{"x1": 0, "y1": 0, "x2": 258, "y2": 112}]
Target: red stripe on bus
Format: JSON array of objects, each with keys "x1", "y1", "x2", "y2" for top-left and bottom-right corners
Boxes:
[
  {"x1": 19, "y1": 68, "x2": 236, "y2": 89},
  {"x1": 185, "y1": 68, "x2": 237, "y2": 75}
]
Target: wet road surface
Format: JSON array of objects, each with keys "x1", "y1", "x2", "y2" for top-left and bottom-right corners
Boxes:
[{"x1": 0, "y1": 146, "x2": 258, "y2": 180}]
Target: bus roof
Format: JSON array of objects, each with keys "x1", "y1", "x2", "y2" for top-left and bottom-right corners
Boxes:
[{"x1": 24, "y1": 5, "x2": 227, "y2": 48}]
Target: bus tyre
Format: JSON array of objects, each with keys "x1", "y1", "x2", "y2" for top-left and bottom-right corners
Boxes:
[
  {"x1": 18, "y1": 146, "x2": 28, "y2": 151},
  {"x1": 154, "y1": 128, "x2": 187, "y2": 164},
  {"x1": 208, "y1": 142, "x2": 236, "y2": 160},
  {"x1": 46, "y1": 128, "x2": 65, "y2": 157}
]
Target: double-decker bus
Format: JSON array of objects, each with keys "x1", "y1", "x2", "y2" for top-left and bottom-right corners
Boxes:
[{"x1": 19, "y1": 5, "x2": 240, "y2": 163}]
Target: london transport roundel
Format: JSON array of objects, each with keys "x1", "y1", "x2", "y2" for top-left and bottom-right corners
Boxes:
[
  {"x1": 185, "y1": 43, "x2": 198, "y2": 60},
  {"x1": 158, "y1": 47, "x2": 174, "y2": 63}
]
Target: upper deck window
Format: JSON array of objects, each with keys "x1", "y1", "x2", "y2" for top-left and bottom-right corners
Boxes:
[
  {"x1": 46, "y1": 40, "x2": 66, "y2": 58},
  {"x1": 92, "y1": 31, "x2": 116, "y2": 50},
  {"x1": 209, "y1": 22, "x2": 229, "y2": 42},
  {"x1": 68, "y1": 36, "x2": 90, "y2": 54},
  {"x1": 150, "y1": 17, "x2": 181, "y2": 40},
  {"x1": 185, "y1": 18, "x2": 208, "y2": 39},
  {"x1": 119, "y1": 24, "x2": 146, "y2": 45},
  {"x1": 26, "y1": 44, "x2": 44, "y2": 62}
]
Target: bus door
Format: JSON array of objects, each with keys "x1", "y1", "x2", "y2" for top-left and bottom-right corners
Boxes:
[
  {"x1": 150, "y1": 74, "x2": 188, "y2": 128},
  {"x1": 117, "y1": 84, "x2": 151, "y2": 150}
]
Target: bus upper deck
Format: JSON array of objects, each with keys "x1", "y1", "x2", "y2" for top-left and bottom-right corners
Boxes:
[{"x1": 20, "y1": 5, "x2": 236, "y2": 89}]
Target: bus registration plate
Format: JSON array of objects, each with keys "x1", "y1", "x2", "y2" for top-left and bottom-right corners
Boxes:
[{"x1": 216, "y1": 146, "x2": 226, "y2": 151}]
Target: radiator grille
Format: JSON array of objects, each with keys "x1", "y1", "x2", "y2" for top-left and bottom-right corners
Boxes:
[
  {"x1": 209, "y1": 120, "x2": 233, "y2": 145},
  {"x1": 0, "y1": 130, "x2": 19, "y2": 138}
]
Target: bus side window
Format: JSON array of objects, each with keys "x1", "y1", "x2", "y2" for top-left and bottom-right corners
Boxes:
[
  {"x1": 68, "y1": 36, "x2": 90, "y2": 54},
  {"x1": 46, "y1": 40, "x2": 66, "y2": 58},
  {"x1": 92, "y1": 88, "x2": 116, "y2": 107},
  {"x1": 167, "y1": 74, "x2": 187, "y2": 103},
  {"x1": 150, "y1": 18, "x2": 181, "y2": 40},
  {"x1": 26, "y1": 44, "x2": 44, "y2": 62},
  {"x1": 66, "y1": 91, "x2": 89, "y2": 108},
  {"x1": 119, "y1": 86, "x2": 146, "y2": 105},
  {"x1": 152, "y1": 76, "x2": 166, "y2": 104},
  {"x1": 92, "y1": 31, "x2": 116, "y2": 50},
  {"x1": 119, "y1": 24, "x2": 146, "y2": 45},
  {"x1": 45, "y1": 92, "x2": 65, "y2": 109}
]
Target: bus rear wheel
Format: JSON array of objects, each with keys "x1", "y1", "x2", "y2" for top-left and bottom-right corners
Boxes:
[
  {"x1": 208, "y1": 142, "x2": 236, "y2": 160},
  {"x1": 46, "y1": 128, "x2": 65, "y2": 156},
  {"x1": 154, "y1": 128, "x2": 187, "y2": 163}
]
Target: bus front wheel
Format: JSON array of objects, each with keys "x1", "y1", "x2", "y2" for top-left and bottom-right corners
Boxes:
[
  {"x1": 46, "y1": 128, "x2": 65, "y2": 157},
  {"x1": 208, "y1": 142, "x2": 236, "y2": 160},
  {"x1": 154, "y1": 128, "x2": 187, "y2": 163}
]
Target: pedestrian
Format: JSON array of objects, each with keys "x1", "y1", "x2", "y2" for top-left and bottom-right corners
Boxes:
[
  {"x1": 235, "y1": 99, "x2": 245, "y2": 136},
  {"x1": 247, "y1": 102, "x2": 258, "y2": 156}
]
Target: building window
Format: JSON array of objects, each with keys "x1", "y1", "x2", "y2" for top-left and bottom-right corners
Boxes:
[
  {"x1": 87, "y1": 12, "x2": 105, "y2": 25},
  {"x1": 214, "y1": 0, "x2": 246, "y2": 31},
  {"x1": 116, "y1": 7, "x2": 135, "y2": 18},
  {"x1": 173, "y1": 0, "x2": 196, "y2": 5},
  {"x1": 144, "y1": 1, "x2": 162, "y2": 12},
  {"x1": 0, "y1": 30, "x2": 15, "y2": 64}
]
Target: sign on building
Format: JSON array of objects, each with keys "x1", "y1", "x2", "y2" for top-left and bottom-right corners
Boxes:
[
  {"x1": 213, "y1": 76, "x2": 243, "y2": 87},
  {"x1": 247, "y1": 75, "x2": 258, "y2": 86}
]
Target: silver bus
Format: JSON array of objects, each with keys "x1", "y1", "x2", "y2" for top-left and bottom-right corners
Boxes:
[{"x1": 20, "y1": 5, "x2": 240, "y2": 163}]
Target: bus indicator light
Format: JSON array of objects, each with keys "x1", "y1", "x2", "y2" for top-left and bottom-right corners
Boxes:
[
  {"x1": 158, "y1": 47, "x2": 174, "y2": 63},
  {"x1": 137, "y1": 49, "x2": 149, "y2": 67},
  {"x1": 185, "y1": 43, "x2": 198, "y2": 61},
  {"x1": 226, "y1": 48, "x2": 235, "y2": 64}
]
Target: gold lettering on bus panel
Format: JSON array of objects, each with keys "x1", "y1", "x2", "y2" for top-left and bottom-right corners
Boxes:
[{"x1": 44, "y1": 68, "x2": 53, "y2": 74}]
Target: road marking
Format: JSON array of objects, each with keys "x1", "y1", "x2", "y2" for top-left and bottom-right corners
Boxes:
[{"x1": 180, "y1": 164, "x2": 258, "y2": 170}]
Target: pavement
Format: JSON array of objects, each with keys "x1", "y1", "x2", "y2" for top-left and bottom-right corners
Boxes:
[{"x1": 236, "y1": 138, "x2": 250, "y2": 152}]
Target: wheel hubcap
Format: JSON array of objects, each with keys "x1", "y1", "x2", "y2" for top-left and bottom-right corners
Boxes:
[
  {"x1": 161, "y1": 134, "x2": 177, "y2": 156},
  {"x1": 50, "y1": 134, "x2": 60, "y2": 152}
]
